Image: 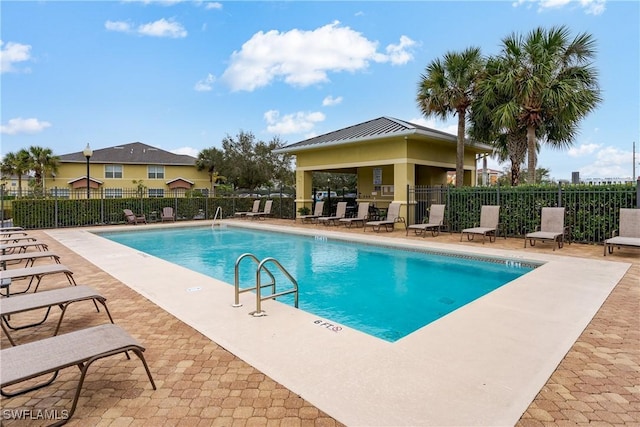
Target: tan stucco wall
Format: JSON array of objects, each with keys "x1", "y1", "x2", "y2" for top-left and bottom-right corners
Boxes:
[{"x1": 50, "y1": 163, "x2": 210, "y2": 191}]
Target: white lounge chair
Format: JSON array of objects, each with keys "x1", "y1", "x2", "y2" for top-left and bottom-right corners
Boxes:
[
  {"x1": 525, "y1": 207, "x2": 569, "y2": 251},
  {"x1": 604, "y1": 208, "x2": 640, "y2": 256},
  {"x1": 317, "y1": 202, "x2": 347, "y2": 226},
  {"x1": 406, "y1": 204, "x2": 447, "y2": 237},
  {"x1": 0, "y1": 251, "x2": 61, "y2": 269},
  {"x1": 339, "y1": 202, "x2": 370, "y2": 228},
  {"x1": 460, "y1": 205, "x2": 503, "y2": 244},
  {"x1": 364, "y1": 202, "x2": 406, "y2": 232},
  {"x1": 299, "y1": 201, "x2": 325, "y2": 224},
  {"x1": 0, "y1": 240, "x2": 49, "y2": 255}
]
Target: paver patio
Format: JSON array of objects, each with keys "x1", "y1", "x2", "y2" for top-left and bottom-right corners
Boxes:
[{"x1": 1, "y1": 220, "x2": 638, "y2": 426}]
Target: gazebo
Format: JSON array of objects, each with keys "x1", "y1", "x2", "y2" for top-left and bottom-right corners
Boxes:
[{"x1": 274, "y1": 116, "x2": 493, "y2": 218}]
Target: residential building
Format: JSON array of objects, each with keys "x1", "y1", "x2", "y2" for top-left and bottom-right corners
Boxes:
[{"x1": 53, "y1": 142, "x2": 210, "y2": 198}]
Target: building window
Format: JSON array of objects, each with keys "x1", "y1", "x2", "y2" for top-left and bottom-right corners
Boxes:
[
  {"x1": 148, "y1": 166, "x2": 165, "y2": 179},
  {"x1": 105, "y1": 165, "x2": 123, "y2": 179},
  {"x1": 104, "y1": 188, "x2": 123, "y2": 199},
  {"x1": 148, "y1": 188, "x2": 164, "y2": 198}
]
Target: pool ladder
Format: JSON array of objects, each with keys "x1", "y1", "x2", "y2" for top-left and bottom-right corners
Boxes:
[
  {"x1": 211, "y1": 206, "x2": 223, "y2": 228},
  {"x1": 233, "y1": 253, "x2": 299, "y2": 317}
]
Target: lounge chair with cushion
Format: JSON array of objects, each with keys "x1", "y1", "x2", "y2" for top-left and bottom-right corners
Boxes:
[
  {"x1": 161, "y1": 207, "x2": 175, "y2": 222},
  {"x1": 317, "y1": 202, "x2": 347, "y2": 226},
  {"x1": 339, "y1": 202, "x2": 370, "y2": 228},
  {"x1": 0, "y1": 324, "x2": 156, "y2": 426},
  {"x1": 525, "y1": 207, "x2": 569, "y2": 251},
  {"x1": 123, "y1": 209, "x2": 146, "y2": 225},
  {"x1": 247, "y1": 200, "x2": 273, "y2": 220},
  {"x1": 299, "y1": 201, "x2": 325, "y2": 224},
  {"x1": 364, "y1": 202, "x2": 406, "y2": 232},
  {"x1": 604, "y1": 208, "x2": 640, "y2": 256},
  {"x1": 0, "y1": 285, "x2": 114, "y2": 346},
  {"x1": 406, "y1": 204, "x2": 447, "y2": 237},
  {"x1": 460, "y1": 205, "x2": 503, "y2": 244},
  {"x1": 234, "y1": 200, "x2": 261, "y2": 218},
  {"x1": 0, "y1": 264, "x2": 76, "y2": 296}
]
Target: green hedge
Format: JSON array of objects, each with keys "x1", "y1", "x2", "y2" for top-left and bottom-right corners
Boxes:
[{"x1": 11, "y1": 196, "x2": 295, "y2": 229}]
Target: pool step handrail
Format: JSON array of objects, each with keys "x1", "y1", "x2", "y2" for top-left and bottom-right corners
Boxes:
[
  {"x1": 251, "y1": 257, "x2": 298, "y2": 317},
  {"x1": 233, "y1": 253, "x2": 275, "y2": 307},
  {"x1": 211, "y1": 206, "x2": 223, "y2": 228}
]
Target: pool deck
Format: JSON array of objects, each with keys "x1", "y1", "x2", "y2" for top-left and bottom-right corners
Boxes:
[{"x1": 1, "y1": 219, "x2": 638, "y2": 426}]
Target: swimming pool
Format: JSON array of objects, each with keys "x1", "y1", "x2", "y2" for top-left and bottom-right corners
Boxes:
[{"x1": 100, "y1": 226, "x2": 535, "y2": 341}]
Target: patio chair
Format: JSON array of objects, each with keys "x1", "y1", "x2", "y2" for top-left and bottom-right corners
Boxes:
[
  {"x1": 0, "y1": 264, "x2": 76, "y2": 296},
  {"x1": 460, "y1": 205, "x2": 503, "y2": 244},
  {"x1": 339, "y1": 202, "x2": 370, "y2": 228},
  {"x1": 604, "y1": 208, "x2": 640, "y2": 256},
  {"x1": 234, "y1": 200, "x2": 261, "y2": 219},
  {"x1": 406, "y1": 204, "x2": 447, "y2": 237},
  {"x1": 1, "y1": 240, "x2": 49, "y2": 255},
  {"x1": 364, "y1": 202, "x2": 406, "y2": 232},
  {"x1": 1, "y1": 285, "x2": 114, "y2": 346},
  {"x1": 299, "y1": 201, "x2": 325, "y2": 224},
  {"x1": 247, "y1": 200, "x2": 273, "y2": 220},
  {"x1": 0, "y1": 324, "x2": 156, "y2": 426},
  {"x1": 123, "y1": 209, "x2": 146, "y2": 225},
  {"x1": 524, "y1": 207, "x2": 569, "y2": 251},
  {"x1": 161, "y1": 207, "x2": 175, "y2": 222},
  {"x1": 317, "y1": 202, "x2": 347, "y2": 226},
  {"x1": 0, "y1": 251, "x2": 61, "y2": 269}
]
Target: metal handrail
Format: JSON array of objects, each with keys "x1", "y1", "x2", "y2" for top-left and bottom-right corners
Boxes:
[
  {"x1": 211, "y1": 206, "x2": 223, "y2": 228},
  {"x1": 232, "y1": 253, "x2": 275, "y2": 307},
  {"x1": 252, "y1": 257, "x2": 298, "y2": 317}
]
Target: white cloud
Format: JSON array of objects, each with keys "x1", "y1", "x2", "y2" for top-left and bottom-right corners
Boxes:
[
  {"x1": 322, "y1": 95, "x2": 343, "y2": 106},
  {"x1": 264, "y1": 110, "x2": 325, "y2": 135},
  {"x1": 194, "y1": 73, "x2": 215, "y2": 91},
  {"x1": 512, "y1": 0, "x2": 606, "y2": 15},
  {"x1": 1, "y1": 117, "x2": 52, "y2": 135},
  {"x1": 105, "y1": 18, "x2": 187, "y2": 38},
  {"x1": 105, "y1": 20, "x2": 132, "y2": 33},
  {"x1": 0, "y1": 40, "x2": 32, "y2": 73},
  {"x1": 221, "y1": 21, "x2": 415, "y2": 92},
  {"x1": 204, "y1": 2, "x2": 222, "y2": 10},
  {"x1": 138, "y1": 18, "x2": 187, "y2": 38},
  {"x1": 568, "y1": 143, "x2": 601, "y2": 157},
  {"x1": 580, "y1": 146, "x2": 634, "y2": 178}
]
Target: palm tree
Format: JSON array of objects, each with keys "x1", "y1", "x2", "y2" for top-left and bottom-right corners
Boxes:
[
  {"x1": 417, "y1": 47, "x2": 484, "y2": 187},
  {"x1": 493, "y1": 26, "x2": 601, "y2": 183},
  {"x1": 195, "y1": 147, "x2": 225, "y2": 196},
  {"x1": 1, "y1": 149, "x2": 31, "y2": 197},
  {"x1": 28, "y1": 146, "x2": 60, "y2": 194}
]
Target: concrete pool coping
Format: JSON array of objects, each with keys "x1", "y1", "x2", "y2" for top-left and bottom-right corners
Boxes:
[{"x1": 46, "y1": 220, "x2": 631, "y2": 426}]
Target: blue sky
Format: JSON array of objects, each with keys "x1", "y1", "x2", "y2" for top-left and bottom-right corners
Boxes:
[{"x1": 2, "y1": 0, "x2": 638, "y2": 181}]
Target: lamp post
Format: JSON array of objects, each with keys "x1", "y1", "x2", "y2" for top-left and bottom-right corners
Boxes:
[{"x1": 83, "y1": 143, "x2": 93, "y2": 199}]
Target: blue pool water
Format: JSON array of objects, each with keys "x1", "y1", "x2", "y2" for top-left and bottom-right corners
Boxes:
[{"x1": 99, "y1": 226, "x2": 534, "y2": 342}]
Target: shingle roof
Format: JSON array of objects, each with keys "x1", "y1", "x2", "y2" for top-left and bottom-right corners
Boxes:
[
  {"x1": 275, "y1": 116, "x2": 487, "y2": 153},
  {"x1": 58, "y1": 142, "x2": 196, "y2": 165}
]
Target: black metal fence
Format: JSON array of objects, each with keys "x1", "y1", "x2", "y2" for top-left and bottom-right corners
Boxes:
[
  {"x1": 408, "y1": 181, "x2": 639, "y2": 244},
  {"x1": 6, "y1": 189, "x2": 296, "y2": 229}
]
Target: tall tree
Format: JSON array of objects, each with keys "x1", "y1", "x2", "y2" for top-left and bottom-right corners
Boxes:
[
  {"x1": 494, "y1": 26, "x2": 601, "y2": 183},
  {"x1": 0, "y1": 149, "x2": 31, "y2": 197},
  {"x1": 28, "y1": 146, "x2": 60, "y2": 193},
  {"x1": 195, "y1": 147, "x2": 225, "y2": 196},
  {"x1": 417, "y1": 47, "x2": 484, "y2": 187}
]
